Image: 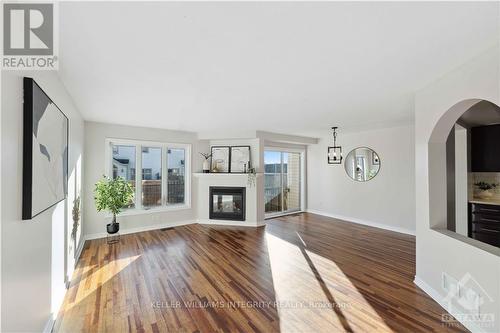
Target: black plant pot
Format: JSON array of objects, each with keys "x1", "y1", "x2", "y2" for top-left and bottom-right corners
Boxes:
[{"x1": 107, "y1": 222, "x2": 120, "y2": 234}]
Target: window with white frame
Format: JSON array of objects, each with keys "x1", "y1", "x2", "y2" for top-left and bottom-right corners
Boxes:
[{"x1": 107, "y1": 139, "x2": 190, "y2": 212}]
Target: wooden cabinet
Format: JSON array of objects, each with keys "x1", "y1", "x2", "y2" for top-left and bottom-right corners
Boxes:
[
  {"x1": 471, "y1": 124, "x2": 500, "y2": 172},
  {"x1": 469, "y1": 203, "x2": 500, "y2": 247}
]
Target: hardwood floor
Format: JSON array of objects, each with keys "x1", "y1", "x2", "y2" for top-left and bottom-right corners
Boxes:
[{"x1": 54, "y1": 213, "x2": 468, "y2": 332}]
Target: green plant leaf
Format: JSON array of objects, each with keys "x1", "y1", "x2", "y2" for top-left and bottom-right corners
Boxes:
[{"x1": 94, "y1": 176, "x2": 134, "y2": 217}]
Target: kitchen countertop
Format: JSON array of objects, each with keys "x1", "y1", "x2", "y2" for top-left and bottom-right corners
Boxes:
[{"x1": 469, "y1": 199, "x2": 500, "y2": 206}]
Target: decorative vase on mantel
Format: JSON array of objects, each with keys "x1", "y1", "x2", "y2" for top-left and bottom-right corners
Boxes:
[
  {"x1": 203, "y1": 159, "x2": 210, "y2": 173},
  {"x1": 199, "y1": 152, "x2": 212, "y2": 173}
]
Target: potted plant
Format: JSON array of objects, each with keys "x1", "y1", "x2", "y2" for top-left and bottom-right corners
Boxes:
[
  {"x1": 247, "y1": 167, "x2": 257, "y2": 187},
  {"x1": 71, "y1": 196, "x2": 80, "y2": 241},
  {"x1": 474, "y1": 181, "x2": 498, "y2": 199},
  {"x1": 94, "y1": 176, "x2": 134, "y2": 234},
  {"x1": 199, "y1": 152, "x2": 212, "y2": 173}
]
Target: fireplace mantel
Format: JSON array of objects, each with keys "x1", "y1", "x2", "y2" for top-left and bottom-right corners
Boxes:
[{"x1": 193, "y1": 173, "x2": 263, "y2": 177}]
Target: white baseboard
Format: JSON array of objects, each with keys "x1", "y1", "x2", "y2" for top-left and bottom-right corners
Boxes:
[
  {"x1": 197, "y1": 219, "x2": 266, "y2": 227},
  {"x1": 256, "y1": 220, "x2": 266, "y2": 227},
  {"x1": 42, "y1": 315, "x2": 55, "y2": 333},
  {"x1": 414, "y1": 276, "x2": 487, "y2": 333},
  {"x1": 84, "y1": 217, "x2": 267, "y2": 241},
  {"x1": 75, "y1": 237, "x2": 85, "y2": 262},
  {"x1": 265, "y1": 210, "x2": 304, "y2": 219},
  {"x1": 306, "y1": 209, "x2": 415, "y2": 236},
  {"x1": 414, "y1": 276, "x2": 445, "y2": 306},
  {"x1": 85, "y1": 219, "x2": 196, "y2": 240}
]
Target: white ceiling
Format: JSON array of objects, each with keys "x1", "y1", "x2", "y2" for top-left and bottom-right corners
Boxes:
[{"x1": 59, "y1": 2, "x2": 499, "y2": 136}]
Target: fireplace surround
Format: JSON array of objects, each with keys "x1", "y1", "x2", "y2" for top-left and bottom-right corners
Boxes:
[{"x1": 209, "y1": 186, "x2": 246, "y2": 221}]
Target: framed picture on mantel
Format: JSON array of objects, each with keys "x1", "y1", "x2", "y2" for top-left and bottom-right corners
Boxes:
[
  {"x1": 230, "y1": 146, "x2": 251, "y2": 173},
  {"x1": 210, "y1": 146, "x2": 230, "y2": 173}
]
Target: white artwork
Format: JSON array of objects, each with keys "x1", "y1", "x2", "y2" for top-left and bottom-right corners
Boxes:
[
  {"x1": 210, "y1": 146, "x2": 230, "y2": 173},
  {"x1": 23, "y1": 78, "x2": 68, "y2": 219},
  {"x1": 230, "y1": 146, "x2": 251, "y2": 173}
]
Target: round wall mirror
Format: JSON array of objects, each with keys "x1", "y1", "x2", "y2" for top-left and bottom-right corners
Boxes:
[{"x1": 344, "y1": 147, "x2": 380, "y2": 182}]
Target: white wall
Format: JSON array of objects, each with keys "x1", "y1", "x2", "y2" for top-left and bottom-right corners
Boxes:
[
  {"x1": 415, "y1": 46, "x2": 500, "y2": 333},
  {"x1": 83, "y1": 121, "x2": 205, "y2": 238},
  {"x1": 307, "y1": 124, "x2": 416, "y2": 235},
  {"x1": 1, "y1": 71, "x2": 85, "y2": 332}
]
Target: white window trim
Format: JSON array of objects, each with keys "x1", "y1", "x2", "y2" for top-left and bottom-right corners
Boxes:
[{"x1": 104, "y1": 138, "x2": 192, "y2": 216}]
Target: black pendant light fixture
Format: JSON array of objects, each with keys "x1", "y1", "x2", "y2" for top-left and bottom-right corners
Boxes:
[{"x1": 327, "y1": 126, "x2": 342, "y2": 164}]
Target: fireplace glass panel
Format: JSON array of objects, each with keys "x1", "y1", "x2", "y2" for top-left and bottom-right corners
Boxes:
[
  {"x1": 213, "y1": 194, "x2": 243, "y2": 214},
  {"x1": 209, "y1": 187, "x2": 246, "y2": 221}
]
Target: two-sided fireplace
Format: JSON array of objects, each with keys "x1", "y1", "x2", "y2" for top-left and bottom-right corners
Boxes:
[{"x1": 209, "y1": 186, "x2": 246, "y2": 221}]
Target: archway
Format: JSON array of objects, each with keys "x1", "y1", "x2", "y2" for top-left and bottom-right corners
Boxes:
[{"x1": 427, "y1": 98, "x2": 500, "y2": 234}]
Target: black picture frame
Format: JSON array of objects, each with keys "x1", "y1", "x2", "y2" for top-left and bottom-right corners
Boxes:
[
  {"x1": 327, "y1": 146, "x2": 342, "y2": 164},
  {"x1": 210, "y1": 146, "x2": 231, "y2": 173},
  {"x1": 230, "y1": 146, "x2": 251, "y2": 173},
  {"x1": 23, "y1": 77, "x2": 69, "y2": 220}
]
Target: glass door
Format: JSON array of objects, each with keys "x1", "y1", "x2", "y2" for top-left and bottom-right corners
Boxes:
[{"x1": 264, "y1": 150, "x2": 301, "y2": 216}]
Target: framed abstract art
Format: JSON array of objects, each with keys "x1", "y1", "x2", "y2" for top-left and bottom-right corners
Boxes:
[
  {"x1": 210, "y1": 146, "x2": 230, "y2": 173},
  {"x1": 23, "y1": 78, "x2": 68, "y2": 220},
  {"x1": 230, "y1": 146, "x2": 251, "y2": 173}
]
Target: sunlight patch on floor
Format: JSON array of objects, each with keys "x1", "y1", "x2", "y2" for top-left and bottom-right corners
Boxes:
[
  {"x1": 305, "y1": 248, "x2": 393, "y2": 332},
  {"x1": 266, "y1": 233, "x2": 346, "y2": 332},
  {"x1": 265, "y1": 232, "x2": 392, "y2": 332},
  {"x1": 62, "y1": 255, "x2": 141, "y2": 313}
]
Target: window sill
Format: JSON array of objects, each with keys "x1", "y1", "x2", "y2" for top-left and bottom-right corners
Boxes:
[{"x1": 107, "y1": 204, "x2": 191, "y2": 218}]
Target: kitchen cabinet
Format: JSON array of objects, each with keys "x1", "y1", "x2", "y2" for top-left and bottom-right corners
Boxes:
[
  {"x1": 469, "y1": 203, "x2": 500, "y2": 247},
  {"x1": 471, "y1": 124, "x2": 500, "y2": 172}
]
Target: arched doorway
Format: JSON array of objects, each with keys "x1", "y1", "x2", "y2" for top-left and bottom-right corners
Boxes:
[{"x1": 428, "y1": 98, "x2": 500, "y2": 248}]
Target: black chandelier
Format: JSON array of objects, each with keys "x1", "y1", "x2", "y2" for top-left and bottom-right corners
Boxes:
[{"x1": 327, "y1": 126, "x2": 342, "y2": 164}]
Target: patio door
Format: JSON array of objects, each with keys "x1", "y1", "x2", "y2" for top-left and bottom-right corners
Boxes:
[{"x1": 264, "y1": 150, "x2": 302, "y2": 216}]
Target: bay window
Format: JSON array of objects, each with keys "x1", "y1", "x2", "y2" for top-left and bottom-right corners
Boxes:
[{"x1": 106, "y1": 139, "x2": 190, "y2": 213}]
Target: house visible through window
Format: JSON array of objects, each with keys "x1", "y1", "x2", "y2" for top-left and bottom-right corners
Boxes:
[
  {"x1": 109, "y1": 140, "x2": 190, "y2": 212},
  {"x1": 141, "y1": 147, "x2": 161, "y2": 208},
  {"x1": 168, "y1": 148, "x2": 185, "y2": 204},
  {"x1": 142, "y1": 168, "x2": 153, "y2": 180},
  {"x1": 112, "y1": 145, "x2": 136, "y2": 208},
  {"x1": 264, "y1": 150, "x2": 302, "y2": 215}
]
